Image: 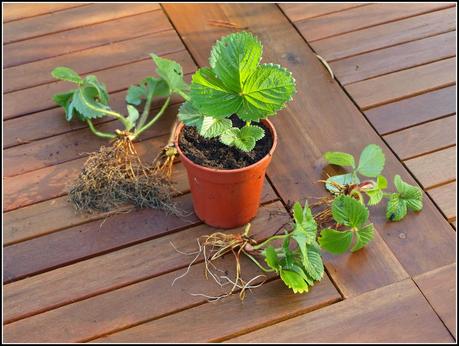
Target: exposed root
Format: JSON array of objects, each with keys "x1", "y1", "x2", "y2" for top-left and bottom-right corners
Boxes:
[
  {"x1": 68, "y1": 133, "x2": 182, "y2": 215},
  {"x1": 171, "y1": 224, "x2": 267, "y2": 302}
]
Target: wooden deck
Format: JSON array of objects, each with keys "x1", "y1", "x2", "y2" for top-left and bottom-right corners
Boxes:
[{"x1": 3, "y1": 3, "x2": 456, "y2": 342}]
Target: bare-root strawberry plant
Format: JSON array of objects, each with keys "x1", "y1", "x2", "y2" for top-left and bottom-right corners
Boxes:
[
  {"x1": 172, "y1": 144, "x2": 424, "y2": 300},
  {"x1": 52, "y1": 54, "x2": 189, "y2": 213}
]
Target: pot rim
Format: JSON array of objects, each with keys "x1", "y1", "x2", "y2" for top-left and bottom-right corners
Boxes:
[{"x1": 174, "y1": 118, "x2": 278, "y2": 174}]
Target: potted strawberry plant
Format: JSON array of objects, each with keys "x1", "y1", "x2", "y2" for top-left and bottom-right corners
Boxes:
[{"x1": 176, "y1": 32, "x2": 296, "y2": 228}]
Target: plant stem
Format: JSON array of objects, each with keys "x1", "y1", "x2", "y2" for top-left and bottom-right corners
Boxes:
[
  {"x1": 132, "y1": 96, "x2": 171, "y2": 140},
  {"x1": 176, "y1": 90, "x2": 190, "y2": 101},
  {"x1": 80, "y1": 90, "x2": 131, "y2": 130},
  {"x1": 243, "y1": 251, "x2": 275, "y2": 272},
  {"x1": 252, "y1": 234, "x2": 288, "y2": 250},
  {"x1": 86, "y1": 119, "x2": 116, "y2": 139},
  {"x1": 135, "y1": 92, "x2": 154, "y2": 131}
]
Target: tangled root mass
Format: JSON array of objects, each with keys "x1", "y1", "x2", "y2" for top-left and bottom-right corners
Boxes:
[{"x1": 69, "y1": 136, "x2": 180, "y2": 215}]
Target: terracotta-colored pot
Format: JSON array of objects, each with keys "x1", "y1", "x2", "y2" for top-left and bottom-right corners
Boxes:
[{"x1": 175, "y1": 119, "x2": 278, "y2": 229}]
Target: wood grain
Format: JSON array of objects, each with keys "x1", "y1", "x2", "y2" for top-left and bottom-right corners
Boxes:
[
  {"x1": 3, "y1": 254, "x2": 275, "y2": 342},
  {"x1": 3, "y1": 3, "x2": 87, "y2": 23},
  {"x1": 3, "y1": 202, "x2": 289, "y2": 323},
  {"x1": 331, "y1": 31, "x2": 456, "y2": 85},
  {"x1": 3, "y1": 49, "x2": 195, "y2": 120},
  {"x1": 295, "y1": 3, "x2": 453, "y2": 42},
  {"x1": 162, "y1": 3, "x2": 456, "y2": 278},
  {"x1": 94, "y1": 277, "x2": 340, "y2": 343},
  {"x1": 312, "y1": 8, "x2": 456, "y2": 62},
  {"x1": 4, "y1": 3, "x2": 160, "y2": 43},
  {"x1": 4, "y1": 30, "x2": 184, "y2": 93},
  {"x1": 365, "y1": 86, "x2": 456, "y2": 134},
  {"x1": 384, "y1": 115, "x2": 456, "y2": 160},
  {"x1": 346, "y1": 57, "x2": 456, "y2": 110},
  {"x1": 414, "y1": 263, "x2": 457, "y2": 339},
  {"x1": 229, "y1": 279, "x2": 454, "y2": 343},
  {"x1": 404, "y1": 146, "x2": 456, "y2": 189},
  {"x1": 278, "y1": 3, "x2": 368, "y2": 22},
  {"x1": 4, "y1": 10, "x2": 172, "y2": 68},
  {"x1": 427, "y1": 182, "x2": 456, "y2": 221}
]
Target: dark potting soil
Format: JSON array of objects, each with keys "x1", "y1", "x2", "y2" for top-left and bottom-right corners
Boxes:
[{"x1": 178, "y1": 115, "x2": 273, "y2": 170}]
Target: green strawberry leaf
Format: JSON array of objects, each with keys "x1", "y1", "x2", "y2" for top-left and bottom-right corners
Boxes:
[
  {"x1": 190, "y1": 32, "x2": 296, "y2": 122},
  {"x1": 240, "y1": 125, "x2": 265, "y2": 141},
  {"x1": 126, "y1": 85, "x2": 145, "y2": 106},
  {"x1": 386, "y1": 193, "x2": 408, "y2": 221},
  {"x1": 324, "y1": 151, "x2": 355, "y2": 168},
  {"x1": 209, "y1": 31, "x2": 262, "y2": 92},
  {"x1": 178, "y1": 101, "x2": 205, "y2": 131},
  {"x1": 394, "y1": 175, "x2": 423, "y2": 212},
  {"x1": 150, "y1": 54, "x2": 188, "y2": 93},
  {"x1": 53, "y1": 91, "x2": 76, "y2": 121},
  {"x1": 190, "y1": 67, "x2": 242, "y2": 118},
  {"x1": 238, "y1": 63, "x2": 296, "y2": 121},
  {"x1": 279, "y1": 270, "x2": 309, "y2": 294},
  {"x1": 51, "y1": 66, "x2": 83, "y2": 84},
  {"x1": 84, "y1": 75, "x2": 109, "y2": 104},
  {"x1": 292, "y1": 201, "x2": 303, "y2": 224},
  {"x1": 325, "y1": 173, "x2": 360, "y2": 193},
  {"x1": 126, "y1": 105, "x2": 139, "y2": 131},
  {"x1": 72, "y1": 87, "x2": 108, "y2": 120},
  {"x1": 319, "y1": 229, "x2": 353, "y2": 255},
  {"x1": 365, "y1": 189, "x2": 384, "y2": 206},
  {"x1": 199, "y1": 117, "x2": 232, "y2": 138},
  {"x1": 357, "y1": 144, "x2": 385, "y2": 177},
  {"x1": 351, "y1": 223, "x2": 374, "y2": 252},
  {"x1": 331, "y1": 195, "x2": 369, "y2": 228},
  {"x1": 263, "y1": 246, "x2": 280, "y2": 272},
  {"x1": 303, "y1": 245, "x2": 324, "y2": 281},
  {"x1": 220, "y1": 127, "x2": 240, "y2": 146}
]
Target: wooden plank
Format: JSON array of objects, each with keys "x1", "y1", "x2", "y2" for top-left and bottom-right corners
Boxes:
[
  {"x1": 3, "y1": 176, "x2": 277, "y2": 283},
  {"x1": 295, "y1": 3, "x2": 453, "y2": 42},
  {"x1": 331, "y1": 31, "x2": 456, "y2": 85},
  {"x1": 4, "y1": 3, "x2": 160, "y2": 43},
  {"x1": 404, "y1": 147, "x2": 456, "y2": 189},
  {"x1": 4, "y1": 29, "x2": 184, "y2": 93},
  {"x1": 162, "y1": 2, "x2": 456, "y2": 279},
  {"x1": 229, "y1": 280, "x2": 454, "y2": 343},
  {"x1": 312, "y1": 8, "x2": 456, "y2": 62},
  {"x1": 414, "y1": 263, "x2": 457, "y2": 339},
  {"x1": 3, "y1": 202, "x2": 290, "y2": 323},
  {"x1": 323, "y1": 229, "x2": 407, "y2": 298},
  {"x1": 93, "y1": 276, "x2": 340, "y2": 343},
  {"x1": 3, "y1": 176, "x2": 277, "y2": 246},
  {"x1": 346, "y1": 57, "x2": 456, "y2": 110},
  {"x1": 3, "y1": 253, "x2": 276, "y2": 343},
  {"x1": 3, "y1": 49, "x2": 195, "y2": 120},
  {"x1": 278, "y1": 3, "x2": 368, "y2": 22},
  {"x1": 365, "y1": 86, "x2": 456, "y2": 135},
  {"x1": 427, "y1": 182, "x2": 456, "y2": 222},
  {"x1": 3, "y1": 132, "x2": 170, "y2": 212},
  {"x1": 384, "y1": 115, "x2": 456, "y2": 160},
  {"x1": 4, "y1": 10, "x2": 172, "y2": 68},
  {"x1": 3, "y1": 3, "x2": 87, "y2": 22},
  {"x1": 4, "y1": 102, "x2": 181, "y2": 177}
]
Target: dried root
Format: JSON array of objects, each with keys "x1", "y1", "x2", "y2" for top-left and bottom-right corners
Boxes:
[
  {"x1": 68, "y1": 132, "x2": 181, "y2": 215},
  {"x1": 172, "y1": 224, "x2": 268, "y2": 302}
]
